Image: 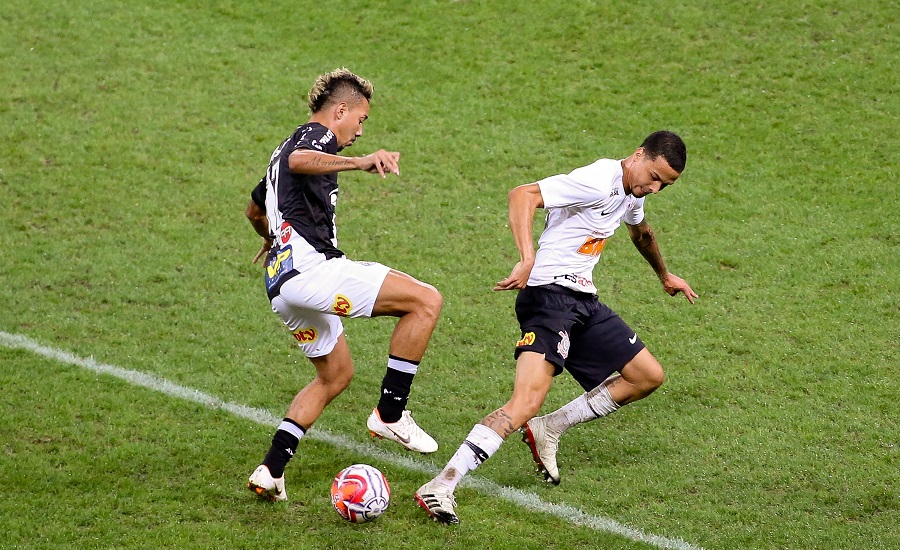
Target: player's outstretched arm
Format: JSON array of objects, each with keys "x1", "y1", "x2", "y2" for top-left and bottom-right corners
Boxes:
[
  {"x1": 288, "y1": 149, "x2": 400, "y2": 178},
  {"x1": 626, "y1": 220, "x2": 697, "y2": 303}
]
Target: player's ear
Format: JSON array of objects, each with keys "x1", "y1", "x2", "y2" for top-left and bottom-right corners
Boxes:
[
  {"x1": 634, "y1": 147, "x2": 645, "y2": 159},
  {"x1": 334, "y1": 102, "x2": 347, "y2": 120}
]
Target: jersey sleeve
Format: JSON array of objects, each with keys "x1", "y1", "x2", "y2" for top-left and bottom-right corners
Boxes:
[
  {"x1": 250, "y1": 177, "x2": 266, "y2": 210},
  {"x1": 623, "y1": 196, "x2": 646, "y2": 225},
  {"x1": 537, "y1": 162, "x2": 608, "y2": 208}
]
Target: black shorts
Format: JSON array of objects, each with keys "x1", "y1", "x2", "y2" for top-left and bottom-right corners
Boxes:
[{"x1": 514, "y1": 284, "x2": 646, "y2": 391}]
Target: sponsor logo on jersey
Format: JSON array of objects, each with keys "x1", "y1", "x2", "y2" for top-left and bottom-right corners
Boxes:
[
  {"x1": 554, "y1": 273, "x2": 594, "y2": 288},
  {"x1": 557, "y1": 330, "x2": 570, "y2": 360},
  {"x1": 332, "y1": 294, "x2": 352, "y2": 316},
  {"x1": 266, "y1": 247, "x2": 293, "y2": 280},
  {"x1": 609, "y1": 188, "x2": 620, "y2": 197},
  {"x1": 278, "y1": 222, "x2": 293, "y2": 245},
  {"x1": 292, "y1": 327, "x2": 318, "y2": 343},
  {"x1": 577, "y1": 236, "x2": 607, "y2": 257},
  {"x1": 516, "y1": 332, "x2": 536, "y2": 347}
]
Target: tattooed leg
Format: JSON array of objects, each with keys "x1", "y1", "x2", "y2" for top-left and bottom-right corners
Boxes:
[{"x1": 480, "y1": 409, "x2": 518, "y2": 438}]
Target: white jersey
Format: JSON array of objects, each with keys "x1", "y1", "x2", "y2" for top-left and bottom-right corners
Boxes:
[{"x1": 528, "y1": 158, "x2": 645, "y2": 294}]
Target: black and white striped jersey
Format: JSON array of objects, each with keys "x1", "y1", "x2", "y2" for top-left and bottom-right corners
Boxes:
[{"x1": 251, "y1": 122, "x2": 344, "y2": 270}]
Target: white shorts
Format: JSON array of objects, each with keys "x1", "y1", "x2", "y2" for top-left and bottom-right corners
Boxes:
[{"x1": 270, "y1": 258, "x2": 391, "y2": 358}]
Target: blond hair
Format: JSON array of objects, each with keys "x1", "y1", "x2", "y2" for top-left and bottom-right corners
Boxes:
[{"x1": 307, "y1": 68, "x2": 374, "y2": 113}]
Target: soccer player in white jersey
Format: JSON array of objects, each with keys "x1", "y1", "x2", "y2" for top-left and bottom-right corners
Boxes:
[
  {"x1": 244, "y1": 69, "x2": 443, "y2": 503},
  {"x1": 416, "y1": 131, "x2": 697, "y2": 524}
]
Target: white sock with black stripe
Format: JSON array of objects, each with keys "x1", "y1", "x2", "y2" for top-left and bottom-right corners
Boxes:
[{"x1": 436, "y1": 424, "x2": 504, "y2": 490}]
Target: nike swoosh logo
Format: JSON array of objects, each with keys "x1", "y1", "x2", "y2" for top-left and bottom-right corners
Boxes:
[
  {"x1": 600, "y1": 210, "x2": 612, "y2": 216},
  {"x1": 629, "y1": 334, "x2": 637, "y2": 344},
  {"x1": 387, "y1": 427, "x2": 411, "y2": 444}
]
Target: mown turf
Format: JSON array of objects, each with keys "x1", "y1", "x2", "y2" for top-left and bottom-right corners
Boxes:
[{"x1": 1, "y1": 0, "x2": 897, "y2": 548}]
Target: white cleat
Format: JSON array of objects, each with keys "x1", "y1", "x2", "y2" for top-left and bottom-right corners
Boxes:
[
  {"x1": 367, "y1": 409, "x2": 438, "y2": 454},
  {"x1": 522, "y1": 416, "x2": 561, "y2": 485},
  {"x1": 248, "y1": 464, "x2": 287, "y2": 502},
  {"x1": 414, "y1": 479, "x2": 459, "y2": 525}
]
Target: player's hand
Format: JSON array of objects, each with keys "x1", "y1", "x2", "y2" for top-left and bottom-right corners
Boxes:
[
  {"x1": 357, "y1": 150, "x2": 400, "y2": 178},
  {"x1": 252, "y1": 237, "x2": 274, "y2": 264},
  {"x1": 661, "y1": 273, "x2": 698, "y2": 304},
  {"x1": 494, "y1": 261, "x2": 533, "y2": 291}
]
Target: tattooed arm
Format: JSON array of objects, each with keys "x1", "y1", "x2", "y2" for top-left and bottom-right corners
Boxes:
[{"x1": 288, "y1": 149, "x2": 400, "y2": 178}]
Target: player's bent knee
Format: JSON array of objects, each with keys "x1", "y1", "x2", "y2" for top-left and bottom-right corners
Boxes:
[
  {"x1": 310, "y1": 358, "x2": 355, "y2": 395},
  {"x1": 646, "y1": 366, "x2": 665, "y2": 392},
  {"x1": 421, "y1": 285, "x2": 443, "y2": 319},
  {"x1": 623, "y1": 351, "x2": 665, "y2": 393},
  {"x1": 319, "y1": 371, "x2": 353, "y2": 397},
  {"x1": 633, "y1": 361, "x2": 664, "y2": 393}
]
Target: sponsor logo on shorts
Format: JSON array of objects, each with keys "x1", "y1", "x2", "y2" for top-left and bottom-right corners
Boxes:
[
  {"x1": 516, "y1": 332, "x2": 536, "y2": 347},
  {"x1": 292, "y1": 327, "x2": 318, "y2": 343},
  {"x1": 278, "y1": 222, "x2": 293, "y2": 245},
  {"x1": 557, "y1": 330, "x2": 570, "y2": 359},
  {"x1": 332, "y1": 294, "x2": 352, "y2": 316}
]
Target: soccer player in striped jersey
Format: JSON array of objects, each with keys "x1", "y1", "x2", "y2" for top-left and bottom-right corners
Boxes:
[{"x1": 245, "y1": 69, "x2": 442, "y2": 502}]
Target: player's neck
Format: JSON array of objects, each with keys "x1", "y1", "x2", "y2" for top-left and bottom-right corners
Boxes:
[
  {"x1": 308, "y1": 114, "x2": 332, "y2": 131},
  {"x1": 621, "y1": 158, "x2": 633, "y2": 195}
]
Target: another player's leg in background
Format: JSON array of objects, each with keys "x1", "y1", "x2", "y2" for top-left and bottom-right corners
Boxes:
[
  {"x1": 367, "y1": 270, "x2": 443, "y2": 453},
  {"x1": 416, "y1": 352, "x2": 554, "y2": 524},
  {"x1": 249, "y1": 335, "x2": 354, "y2": 501},
  {"x1": 524, "y1": 347, "x2": 665, "y2": 484}
]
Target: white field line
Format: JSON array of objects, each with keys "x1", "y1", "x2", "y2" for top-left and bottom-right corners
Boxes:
[{"x1": 1, "y1": 331, "x2": 704, "y2": 550}]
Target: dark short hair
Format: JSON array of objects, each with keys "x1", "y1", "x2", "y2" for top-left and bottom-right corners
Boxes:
[
  {"x1": 641, "y1": 130, "x2": 687, "y2": 173},
  {"x1": 307, "y1": 68, "x2": 374, "y2": 113}
]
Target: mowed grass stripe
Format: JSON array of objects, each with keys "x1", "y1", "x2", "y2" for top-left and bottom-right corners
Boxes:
[{"x1": 1, "y1": 330, "x2": 703, "y2": 550}]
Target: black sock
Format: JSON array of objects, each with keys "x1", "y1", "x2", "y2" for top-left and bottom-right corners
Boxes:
[
  {"x1": 262, "y1": 418, "x2": 305, "y2": 478},
  {"x1": 377, "y1": 364, "x2": 416, "y2": 423}
]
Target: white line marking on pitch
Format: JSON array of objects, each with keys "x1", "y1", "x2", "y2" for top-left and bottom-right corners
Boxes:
[{"x1": 1, "y1": 331, "x2": 704, "y2": 550}]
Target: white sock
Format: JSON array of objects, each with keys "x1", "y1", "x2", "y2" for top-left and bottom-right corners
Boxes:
[
  {"x1": 436, "y1": 424, "x2": 504, "y2": 490},
  {"x1": 543, "y1": 383, "x2": 620, "y2": 434},
  {"x1": 277, "y1": 419, "x2": 306, "y2": 441}
]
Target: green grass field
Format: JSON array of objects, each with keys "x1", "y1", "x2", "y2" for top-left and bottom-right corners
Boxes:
[{"x1": 1, "y1": 0, "x2": 897, "y2": 548}]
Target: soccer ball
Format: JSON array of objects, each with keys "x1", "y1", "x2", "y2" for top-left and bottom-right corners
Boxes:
[{"x1": 330, "y1": 464, "x2": 391, "y2": 523}]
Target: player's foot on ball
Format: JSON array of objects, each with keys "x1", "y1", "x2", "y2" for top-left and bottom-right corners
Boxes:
[
  {"x1": 248, "y1": 464, "x2": 287, "y2": 502},
  {"x1": 367, "y1": 408, "x2": 438, "y2": 454},
  {"x1": 522, "y1": 416, "x2": 561, "y2": 485},
  {"x1": 414, "y1": 479, "x2": 459, "y2": 525}
]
